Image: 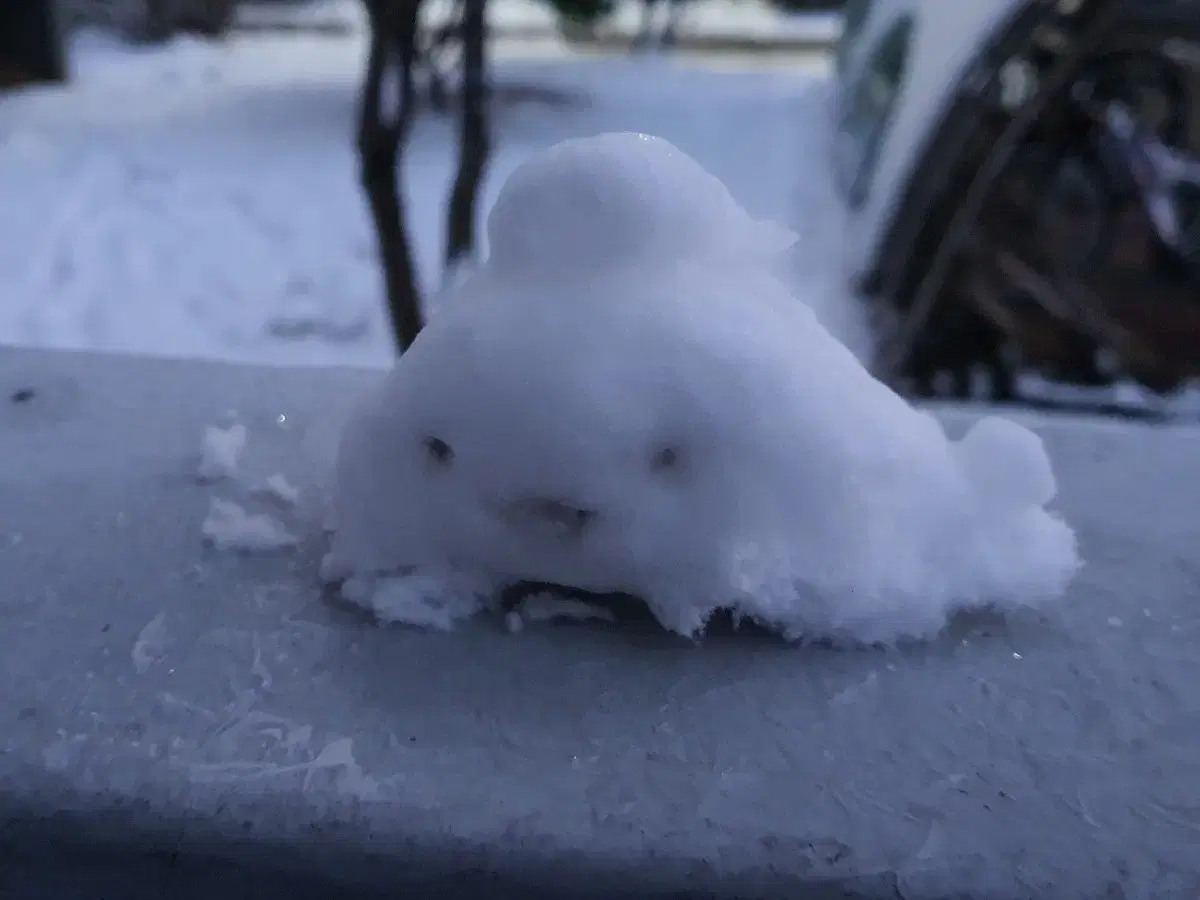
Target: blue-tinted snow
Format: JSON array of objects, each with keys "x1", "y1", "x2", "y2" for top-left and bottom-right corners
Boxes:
[{"x1": 0, "y1": 30, "x2": 838, "y2": 367}]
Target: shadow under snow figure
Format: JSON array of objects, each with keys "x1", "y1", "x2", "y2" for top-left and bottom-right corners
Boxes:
[{"x1": 323, "y1": 132, "x2": 1080, "y2": 644}]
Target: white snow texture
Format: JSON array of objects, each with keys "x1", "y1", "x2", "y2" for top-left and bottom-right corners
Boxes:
[{"x1": 326, "y1": 132, "x2": 1081, "y2": 644}]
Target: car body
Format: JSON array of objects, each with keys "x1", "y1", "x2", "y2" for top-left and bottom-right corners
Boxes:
[
  {"x1": 835, "y1": 0, "x2": 1026, "y2": 284},
  {"x1": 833, "y1": 0, "x2": 1200, "y2": 401}
]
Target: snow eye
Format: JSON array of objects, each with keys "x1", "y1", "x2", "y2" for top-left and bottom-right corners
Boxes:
[
  {"x1": 650, "y1": 444, "x2": 684, "y2": 473},
  {"x1": 423, "y1": 436, "x2": 455, "y2": 467}
]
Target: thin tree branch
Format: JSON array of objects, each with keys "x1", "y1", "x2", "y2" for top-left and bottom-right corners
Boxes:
[{"x1": 444, "y1": 0, "x2": 490, "y2": 277}]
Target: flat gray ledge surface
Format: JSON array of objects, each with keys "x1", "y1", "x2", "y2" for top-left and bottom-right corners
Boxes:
[{"x1": 2, "y1": 347, "x2": 1199, "y2": 899}]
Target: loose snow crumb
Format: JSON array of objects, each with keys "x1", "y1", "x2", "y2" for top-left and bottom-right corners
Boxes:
[
  {"x1": 197, "y1": 423, "x2": 247, "y2": 481},
  {"x1": 131, "y1": 611, "x2": 171, "y2": 675},
  {"x1": 201, "y1": 497, "x2": 299, "y2": 552},
  {"x1": 324, "y1": 133, "x2": 1081, "y2": 646},
  {"x1": 339, "y1": 575, "x2": 375, "y2": 605},
  {"x1": 319, "y1": 550, "x2": 352, "y2": 585},
  {"x1": 255, "y1": 473, "x2": 301, "y2": 506},
  {"x1": 350, "y1": 573, "x2": 484, "y2": 632},
  {"x1": 830, "y1": 671, "x2": 879, "y2": 706},
  {"x1": 517, "y1": 593, "x2": 618, "y2": 626}
]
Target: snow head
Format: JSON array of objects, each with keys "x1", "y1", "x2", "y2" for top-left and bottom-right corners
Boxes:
[
  {"x1": 325, "y1": 133, "x2": 1080, "y2": 644},
  {"x1": 484, "y1": 131, "x2": 797, "y2": 277}
]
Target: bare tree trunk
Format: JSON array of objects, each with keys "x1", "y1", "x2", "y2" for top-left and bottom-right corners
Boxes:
[
  {"x1": 661, "y1": 0, "x2": 686, "y2": 46},
  {"x1": 0, "y1": 0, "x2": 67, "y2": 85},
  {"x1": 187, "y1": 0, "x2": 237, "y2": 37},
  {"x1": 632, "y1": 0, "x2": 655, "y2": 48},
  {"x1": 444, "y1": 0, "x2": 490, "y2": 278},
  {"x1": 134, "y1": 0, "x2": 175, "y2": 43},
  {"x1": 358, "y1": 0, "x2": 424, "y2": 351},
  {"x1": 422, "y1": 0, "x2": 461, "y2": 112}
]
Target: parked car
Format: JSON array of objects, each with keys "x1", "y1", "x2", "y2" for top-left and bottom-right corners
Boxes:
[{"x1": 837, "y1": 0, "x2": 1200, "y2": 401}]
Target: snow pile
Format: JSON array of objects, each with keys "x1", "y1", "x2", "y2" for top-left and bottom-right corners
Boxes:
[{"x1": 323, "y1": 132, "x2": 1081, "y2": 644}]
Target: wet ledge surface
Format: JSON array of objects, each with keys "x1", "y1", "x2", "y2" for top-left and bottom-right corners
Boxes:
[{"x1": 1, "y1": 347, "x2": 1198, "y2": 899}]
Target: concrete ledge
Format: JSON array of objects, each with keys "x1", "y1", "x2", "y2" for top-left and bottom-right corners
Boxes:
[
  {"x1": 1, "y1": 347, "x2": 1199, "y2": 899},
  {"x1": 0, "y1": 792, "x2": 897, "y2": 898}
]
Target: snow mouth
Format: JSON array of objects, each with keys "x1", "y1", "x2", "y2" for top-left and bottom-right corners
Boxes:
[
  {"x1": 499, "y1": 580, "x2": 637, "y2": 614},
  {"x1": 496, "y1": 581, "x2": 790, "y2": 641},
  {"x1": 493, "y1": 496, "x2": 599, "y2": 541}
]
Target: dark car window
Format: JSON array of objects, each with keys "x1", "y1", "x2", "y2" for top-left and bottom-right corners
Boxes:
[
  {"x1": 835, "y1": 12, "x2": 916, "y2": 209},
  {"x1": 835, "y1": 0, "x2": 876, "y2": 79}
]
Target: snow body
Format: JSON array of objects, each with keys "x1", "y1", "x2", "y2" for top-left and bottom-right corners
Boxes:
[{"x1": 326, "y1": 132, "x2": 1080, "y2": 644}]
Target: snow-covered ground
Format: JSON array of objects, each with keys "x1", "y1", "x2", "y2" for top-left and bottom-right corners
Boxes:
[
  {"x1": 0, "y1": 31, "x2": 836, "y2": 368},
  {"x1": 236, "y1": 0, "x2": 843, "y2": 46},
  {"x1": 3, "y1": 32, "x2": 1197, "y2": 410}
]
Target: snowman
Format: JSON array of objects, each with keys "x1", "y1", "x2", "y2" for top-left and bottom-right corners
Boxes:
[{"x1": 322, "y1": 132, "x2": 1080, "y2": 645}]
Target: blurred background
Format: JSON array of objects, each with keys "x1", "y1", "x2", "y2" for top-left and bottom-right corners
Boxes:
[{"x1": 0, "y1": 0, "x2": 851, "y2": 369}]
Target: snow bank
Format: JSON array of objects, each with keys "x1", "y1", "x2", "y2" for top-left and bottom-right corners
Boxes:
[{"x1": 324, "y1": 132, "x2": 1081, "y2": 645}]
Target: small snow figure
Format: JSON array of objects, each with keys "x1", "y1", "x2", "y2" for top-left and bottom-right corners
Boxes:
[{"x1": 325, "y1": 132, "x2": 1080, "y2": 644}]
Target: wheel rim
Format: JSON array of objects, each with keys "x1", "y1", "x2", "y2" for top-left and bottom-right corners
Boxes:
[{"x1": 874, "y1": 0, "x2": 1200, "y2": 401}]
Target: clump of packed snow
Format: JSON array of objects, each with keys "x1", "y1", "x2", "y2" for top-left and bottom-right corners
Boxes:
[
  {"x1": 197, "y1": 423, "x2": 248, "y2": 481},
  {"x1": 323, "y1": 132, "x2": 1081, "y2": 645},
  {"x1": 254, "y1": 472, "x2": 303, "y2": 507},
  {"x1": 194, "y1": 419, "x2": 307, "y2": 553},
  {"x1": 337, "y1": 571, "x2": 487, "y2": 631},
  {"x1": 201, "y1": 497, "x2": 299, "y2": 552}
]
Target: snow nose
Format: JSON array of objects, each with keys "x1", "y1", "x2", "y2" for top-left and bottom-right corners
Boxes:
[{"x1": 500, "y1": 496, "x2": 598, "y2": 539}]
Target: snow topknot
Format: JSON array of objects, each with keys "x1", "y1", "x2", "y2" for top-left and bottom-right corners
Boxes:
[{"x1": 485, "y1": 132, "x2": 796, "y2": 275}]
